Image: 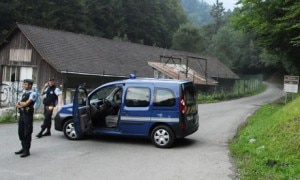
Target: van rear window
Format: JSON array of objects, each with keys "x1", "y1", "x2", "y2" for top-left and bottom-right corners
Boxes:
[
  {"x1": 154, "y1": 88, "x2": 175, "y2": 106},
  {"x1": 184, "y1": 86, "x2": 196, "y2": 106},
  {"x1": 125, "y1": 87, "x2": 150, "y2": 107}
]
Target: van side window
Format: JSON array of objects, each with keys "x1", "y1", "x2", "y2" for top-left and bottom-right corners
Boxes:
[
  {"x1": 125, "y1": 87, "x2": 150, "y2": 107},
  {"x1": 154, "y1": 88, "x2": 175, "y2": 106}
]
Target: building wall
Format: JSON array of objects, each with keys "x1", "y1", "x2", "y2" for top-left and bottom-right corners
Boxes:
[{"x1": 0, "y1": 30, "x2": 62, "y2": 109}]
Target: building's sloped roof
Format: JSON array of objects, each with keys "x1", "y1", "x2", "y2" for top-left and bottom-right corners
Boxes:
[
  {"x1": 14, "y1": 23, "x2": 239, "y2": 79},
  {"x1": 148, "y1": 62, "x2": 217, "y2": 85}
]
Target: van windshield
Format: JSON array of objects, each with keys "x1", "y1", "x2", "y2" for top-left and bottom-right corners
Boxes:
[
  {"x1": 184, "y1": 86, "x2": 196, "y2": 106},
  {"x1": 90, "y1": 86, "x2": 116, "y2": 101}
]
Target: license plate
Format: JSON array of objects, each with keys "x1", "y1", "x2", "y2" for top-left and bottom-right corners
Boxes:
[{"x1": 187, "y1": 115, "x2": 193, "y2": 121}]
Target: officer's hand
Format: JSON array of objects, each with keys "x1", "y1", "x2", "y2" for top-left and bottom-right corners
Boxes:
[
  {"x1": 44, "y1": 82, "x2": 49, "y2": 88},
  {"x1": 16, "y1": 102, "x2": 21, "y2": 108}
]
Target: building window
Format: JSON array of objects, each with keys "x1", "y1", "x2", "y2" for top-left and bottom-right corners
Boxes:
[
  {"x1": 9, "y1": 49, "x2": 32, "y2": 62},
  {"x1": 20, "y1": 67, "x2": 33, "y2": 80},
  {"x1": 3, "y1": 66, "x2": 20, "y2": 82},
  {"x1": 2, "y1": 66, "x2": 35, "y2": 82}
]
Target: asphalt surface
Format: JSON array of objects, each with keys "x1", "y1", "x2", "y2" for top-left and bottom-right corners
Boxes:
[{"x1": 0, "y1": 83, "x2": 284, "y2": 180}]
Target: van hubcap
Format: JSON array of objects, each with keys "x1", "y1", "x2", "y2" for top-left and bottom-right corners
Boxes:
[
  {"x1": 66, "y1": 122, "x2": 77, "y2": 138},
  {"x1": 154, "y1": 129, "x2": 169, "y2": 145}
]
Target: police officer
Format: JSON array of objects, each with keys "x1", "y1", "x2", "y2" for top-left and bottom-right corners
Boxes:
[
  {"x1": 15, "y1": 79, "x2": 37, "y2": 158},
  {"x1": 36, "y1": 78, "x2": 62, "y2": 138}
]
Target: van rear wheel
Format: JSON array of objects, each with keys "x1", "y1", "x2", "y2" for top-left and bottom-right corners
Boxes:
[{"x1": 151, "y1": 125, "x2": 175, "y2": 148}]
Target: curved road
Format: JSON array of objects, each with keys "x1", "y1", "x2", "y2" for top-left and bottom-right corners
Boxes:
[{"x1": 0, "y1": 83, "x2": 283, "y2": 180}]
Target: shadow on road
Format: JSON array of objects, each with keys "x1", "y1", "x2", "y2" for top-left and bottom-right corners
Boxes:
[
  {"x1": 55, "y1": 133, "x2": 199, "y2": 148},
  {"x1": 175, "y1": 138, "x2": 198, "y2": 148}
]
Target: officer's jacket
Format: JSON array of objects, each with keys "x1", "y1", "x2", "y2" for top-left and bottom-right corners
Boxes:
[{"x1": 20, "y1": 90, "x2": 36, "y2": 113}]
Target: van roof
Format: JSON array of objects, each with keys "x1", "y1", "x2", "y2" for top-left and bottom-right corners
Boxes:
[{"x1": 107, "y1": 78, "x2": 192, "y2": 86}]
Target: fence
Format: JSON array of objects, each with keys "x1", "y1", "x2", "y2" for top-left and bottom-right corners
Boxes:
[
  {"x1": 233, "y1": 74, "x2": 264, "y2": 95},
  {"x1": 199, "y1": 74, "x2": 264, "y2": 101}
]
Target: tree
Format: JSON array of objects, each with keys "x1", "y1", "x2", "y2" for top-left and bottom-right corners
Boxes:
[
  {"x1": 206, "y1": 24, "x2": 266, "y2": 74},
  {"x1": 181, "y1": 0, "x2": 213, "y2": 26},
  {"x1": 0, "y1": 0, "x2": 187, "y2": 48},
  {"x1": 0, "y1": 0, "x2": 93, "y2": 35},
  {"x1": 232, "y1": 0, "x2": 300, "y2": 74},
  {"x1": 85, "y1": 0, "x2": 186, "y2": 47},
  {"x1": 0, "y1": 0, "x2": 18, "y2": 40},
  {"x1": 86, "y1": 0, "x2": 124, "y2": 38},
  {"x1": 171, "y1": 23, "x2": 206, "y2": 53},
  {"x1": 210, "y1": 0, "x2": 225, "y2": 33}
]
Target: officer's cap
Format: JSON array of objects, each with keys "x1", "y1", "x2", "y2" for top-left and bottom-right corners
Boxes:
[
  {"x1": 23, "y1": 79, "x2": 33, "y2": 85},
  {"x1": 49, "y1": 77, "x2": 55, "y2": 81}
]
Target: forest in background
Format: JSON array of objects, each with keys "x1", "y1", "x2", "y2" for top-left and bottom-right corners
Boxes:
[{"x1": 0, "y1": 0, "x2": 299, "y2": 75}]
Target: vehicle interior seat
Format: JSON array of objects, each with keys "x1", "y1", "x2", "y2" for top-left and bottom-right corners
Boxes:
[{"x1": 105, "y1": 110, "x2": 119, "y2": 128}]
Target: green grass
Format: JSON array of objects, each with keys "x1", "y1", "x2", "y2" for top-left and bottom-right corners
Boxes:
[
  {"x1": 0, "y1": 111, "x2": 44, "y2": 123},
  {"x1": 230, "y1": 97, "x2": 300, "y2": 179},
  {"x1": 0, "y1": 110, "x2": 17, "y2": 123}
]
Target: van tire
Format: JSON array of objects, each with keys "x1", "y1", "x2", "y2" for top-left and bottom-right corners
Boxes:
[
  {"x1": 63, "y1": 119, "x2": 82, "y2": 140},
  {"x1": 151, "y1": 125, "x2": 175, "y2": 148}
]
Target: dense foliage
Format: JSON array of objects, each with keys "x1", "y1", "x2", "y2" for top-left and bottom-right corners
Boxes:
[
  {"x1": 0, "y1": 0, "x2": 186, "y2": 48},
  {"x1": 181, "y1": 0, "x2": 213, "y2": 26},
  {"x1": 171, "y1": 23, "x2": 206, "y2": 53},
  {"x1": 232, "y1": 0, "x2": 300, "y2": 74}
]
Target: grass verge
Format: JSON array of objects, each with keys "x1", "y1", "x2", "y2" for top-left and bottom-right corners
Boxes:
[
  {"x1": 0, "y1": 111, "x2": 44, "y2": 123},
  {"x1": 0, "y1": 110, "x2": 16, "y2": 123},
  {"x1": 229, "y1": 97, "x2": 300, "y2": 179}
]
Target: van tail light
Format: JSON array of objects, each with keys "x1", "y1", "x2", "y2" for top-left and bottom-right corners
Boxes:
[
  {"x1": 180, "y1": 97, "x2": 186, "y2": 115},
  {"x1": 180, "y1": 97, "x2": 187, "y2": 129}
]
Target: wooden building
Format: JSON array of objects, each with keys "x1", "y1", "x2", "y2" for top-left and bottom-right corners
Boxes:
[{"x1": 0, "y1": 23, "x2": 239, "y2": 108}]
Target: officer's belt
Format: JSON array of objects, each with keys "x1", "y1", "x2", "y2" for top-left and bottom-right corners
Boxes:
[{"x1": 19, "y1": 106, "x2": 33, "y2": 113}]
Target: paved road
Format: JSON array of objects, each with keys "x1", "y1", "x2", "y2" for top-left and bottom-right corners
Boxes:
[{"x1": 0, "y1": 83, "x2": 283, "y2": 180}]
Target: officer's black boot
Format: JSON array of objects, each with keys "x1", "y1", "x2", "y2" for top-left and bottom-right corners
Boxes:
[
  {"x1": 43, "y1": 128, "x2": 51, "y2": 136},
  {"x1": 36, "y1": 128, "x2": 45, "y2": 138},
  {"x1": 20, "y1": 149, "x2": 30, "y2": 158},
  {"x1": 14, "y1": 148, "x2": 24, "y2": 155}
]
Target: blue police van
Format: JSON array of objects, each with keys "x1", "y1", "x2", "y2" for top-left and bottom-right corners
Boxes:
[{"x1": 54, "y1": 78, "x2": 199, "y2": 148}]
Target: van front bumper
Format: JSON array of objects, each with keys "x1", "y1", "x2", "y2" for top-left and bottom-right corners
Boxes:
[{"x1": 54, "y1": 113, "x2": 64, "y2": 131}]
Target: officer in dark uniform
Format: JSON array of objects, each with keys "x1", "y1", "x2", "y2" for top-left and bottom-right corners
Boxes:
[
  {"x1": 15, "y1": 79, "x2": 37, "y2": 158},
  {"x1": 36, "y1": 78, "x2": 62, "y2": 138}
]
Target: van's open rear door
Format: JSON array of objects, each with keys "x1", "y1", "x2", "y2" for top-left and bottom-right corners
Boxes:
[
  {"x1": 182, "y1": 83, "x2": 199, "y2": 129},
  {"x1": 73, "y1": 85, "x2": 91, "y2": 137}
]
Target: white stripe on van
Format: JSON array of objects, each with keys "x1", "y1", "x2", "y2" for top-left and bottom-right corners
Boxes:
[
  {"x1": 151, "y1": 117, "x2": 179, "y2": 122},
  {"x1": 120, "y1": 116, "x2": 179, "y2": 123},
  {"x1": 120, "y1": 116, "x2": 151, "y2": 121}
]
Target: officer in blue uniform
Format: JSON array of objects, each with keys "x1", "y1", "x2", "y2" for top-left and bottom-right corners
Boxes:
[
  {"x1": 36, "y1": 78, "x2": 62, "y2": 138},
  {"x1": 15, "y1": 79, "x2": 37, "y2": 158}
]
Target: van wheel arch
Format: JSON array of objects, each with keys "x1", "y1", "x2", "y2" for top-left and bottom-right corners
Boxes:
[{"x1": 61, "y1": 117, "x2": 73, "y2": 130}]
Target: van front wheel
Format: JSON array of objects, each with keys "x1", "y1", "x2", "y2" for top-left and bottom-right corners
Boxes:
[
  {"x1": 63, "y1": 119, "x2": 81, "y2": 140},
  {"x1": 151, "y1": 125, "x2": 175, "y2": 148}
]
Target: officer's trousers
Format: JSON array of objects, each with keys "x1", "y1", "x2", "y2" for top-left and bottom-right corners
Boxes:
[
  {"x1": 18, "y1": 112, "x2": 33, "y2": 150},
  {"x1": 41, "y1": 106, "x2": 53, "y2": 130}
]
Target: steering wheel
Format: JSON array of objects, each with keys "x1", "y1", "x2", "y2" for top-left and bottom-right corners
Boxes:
[{"x1": 103, "y1": 98, "x2": 112, "y2": 107}]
